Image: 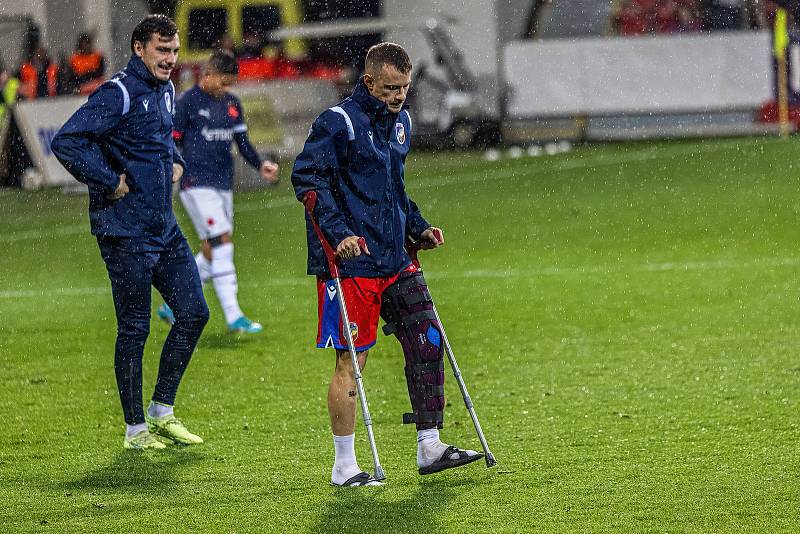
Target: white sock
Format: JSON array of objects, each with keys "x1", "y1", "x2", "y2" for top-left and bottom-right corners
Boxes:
[
  {"x1": 126, "y1": 422, "x2": 148, "y2": 439},
  {"x1": 147, "y1": 401, "x2": 173, "y2": 419},
  {"x1": 417, "y1": 428, "x2": 449, "y2": 467},
  {"x1": 210, "y1": 243, "x2": 244, "y2": 324},
  {"x1": 195, "y1": 252, "x2": 212, "y2": 284},
  {"x1": 331, "y1": 433, "x2": 362, "y2": 484}
]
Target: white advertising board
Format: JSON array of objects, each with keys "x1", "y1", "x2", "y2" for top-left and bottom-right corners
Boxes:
[
  {"x1": 504, "y1": 31, "x2": 773, "y2": 118},
  {"x1": 13, "y1": 96, "x2": 85, "y2": 189}
]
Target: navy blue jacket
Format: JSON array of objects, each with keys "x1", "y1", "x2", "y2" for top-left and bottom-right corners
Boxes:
[
  {"x1": 291, "y1": 81, "x2": 430, "y2": 278},
  {"x1": 52, "y1": 55, "x2": 186, "y2": 248},
  {"x1": 174, "y1": 85, "x2": 262, "y2": 191}
]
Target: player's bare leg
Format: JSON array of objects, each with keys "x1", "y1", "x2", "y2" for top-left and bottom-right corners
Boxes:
[
  {"x1": 200, "y1": 233, "x2": 230, "y2": 261},
  {"x1": 328, "y1": 349, "x2": 380, "y2": 486}
]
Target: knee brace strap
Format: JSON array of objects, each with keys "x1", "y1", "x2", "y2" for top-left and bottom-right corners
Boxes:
[
  {"x1": 382, "y1": 309, "x2": 437, "y2": 336},
  {"x1": 403, "y1": 410, "x2": 444, "y2": 425},
  {"x1": 405, "y1": 360, "x2": 446, "y2": 397}
]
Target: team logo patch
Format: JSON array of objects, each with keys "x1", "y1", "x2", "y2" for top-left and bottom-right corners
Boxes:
[
  {"x1": 164, "y1": 92, "x2": 171, "y2": 113},
  {"x1": 395, "y1": 123, "x2": 406, "y2": 144},
  {"x1": 348, "y1": 322, "x2": 359, "y2": 340},
  {"x1": 227, "y1": 104, "x2": 240, "y2": 119}
]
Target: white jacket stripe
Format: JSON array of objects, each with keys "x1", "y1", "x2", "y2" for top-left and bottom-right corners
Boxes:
[
  {"x1": 109, "y1": 78, "x2": 130, "y2": 115},
  {"x1": 329, "y1": 106, "x2": 355, "y2": 141}
]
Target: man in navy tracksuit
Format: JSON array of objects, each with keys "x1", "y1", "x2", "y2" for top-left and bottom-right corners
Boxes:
[
  {"x1": 292, "y1": 43, "x2": 482, "y2": 486},
  {"x1": 52, "y1": 15, "x2": 209, "y2": 450}
]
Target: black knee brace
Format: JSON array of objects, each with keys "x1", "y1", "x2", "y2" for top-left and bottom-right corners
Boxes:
[{"x1": 381, "y1": 271, "x2": 445, "y2": 429}]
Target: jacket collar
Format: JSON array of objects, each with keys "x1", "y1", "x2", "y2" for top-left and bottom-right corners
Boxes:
[
  {"x1": 126, "y1": 54, "x2": 165, "y2": 88},
  {"x1": 351, "y1": 80, "x2": 408, "y2": 117}
]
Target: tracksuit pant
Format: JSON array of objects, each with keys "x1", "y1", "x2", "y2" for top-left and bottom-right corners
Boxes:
[{"x1": 98, "y1": 234, "x2": 209, "y2": 425}]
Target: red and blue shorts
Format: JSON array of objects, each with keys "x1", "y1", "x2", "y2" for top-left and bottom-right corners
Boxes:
[{"x1": 316, "y1": 263, "x2": 418, "y2": 351}]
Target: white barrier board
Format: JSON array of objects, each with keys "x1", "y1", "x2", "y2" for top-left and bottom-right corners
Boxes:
[
  {"x1": 13, "y1": 96, "x2": 85, "y2": 188},
  {"x1": 504, "y1": 31, "x2": 773, "y2": 118}
]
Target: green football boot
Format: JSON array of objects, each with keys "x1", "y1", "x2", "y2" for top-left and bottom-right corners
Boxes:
[
  {"x1": 123, "y1": 430, "x2": 167, "y2": 450},
  {"x1": 145, "y1": 412, "x2": 204, "y2": 445}
]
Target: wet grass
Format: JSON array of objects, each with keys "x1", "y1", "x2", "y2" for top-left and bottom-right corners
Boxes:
[{"x1": 2, "y1": 137, "x2": 800, "y2": 532}]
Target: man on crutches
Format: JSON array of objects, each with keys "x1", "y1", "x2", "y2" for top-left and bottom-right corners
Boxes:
[{"x1": 292, "y1": 42, "x2": 484, "y2": 486}]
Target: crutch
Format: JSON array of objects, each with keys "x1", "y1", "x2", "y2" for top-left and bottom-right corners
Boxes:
[
  {"x1": 406, "y1": 230, "x2": 497, "y2": 468},
  {"x1": 301, "y1": 191, "x2": 386, "y2": 481}
]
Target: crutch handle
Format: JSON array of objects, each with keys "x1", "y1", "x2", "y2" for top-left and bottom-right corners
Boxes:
[
  {"x1": 301, "y1": 190, "x2": 318, "y2": 212},
  {"x1": 405, "y1": 228, "x2": 443, "y2": 265}
]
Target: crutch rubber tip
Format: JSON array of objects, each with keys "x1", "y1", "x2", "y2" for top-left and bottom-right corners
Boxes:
[
  {"x1": 374, "y1": 466, "x2": 386, "y2": 481},
  {"x1": 485, "y1": 453, "x2": 497, "y2": 468}
]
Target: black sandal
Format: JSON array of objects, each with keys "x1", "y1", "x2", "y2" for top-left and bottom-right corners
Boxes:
[
  {"x1": 330, "y1": 471, "x2": 383, "y2": 487},
  {"x1": 418, "y1": 446, "x2": 484, "y2": 475}
]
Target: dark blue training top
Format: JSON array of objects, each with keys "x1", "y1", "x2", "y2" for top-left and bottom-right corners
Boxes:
[
  {"x1": 173, "y1": 85, "x2": 262, "y2": 191},
  {"x1": 52, "y1": 55, "x2": 186, "y2": 250},
  {"x1": 291, "y1": 81, "x2": 430, "y2": 278}
]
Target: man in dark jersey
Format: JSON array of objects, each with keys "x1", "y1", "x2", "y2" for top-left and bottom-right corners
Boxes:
[{"x1": 157, "y1": 50, "x2": 279, "y2": 334}]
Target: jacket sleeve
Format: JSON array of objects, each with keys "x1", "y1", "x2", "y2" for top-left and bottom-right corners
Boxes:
[
  {"x1": 404, "y1": 197, "x2": 431, "y2": 240},
  {"x1": 51, "y1": 82, "x2": 125, "y2": 194},
  {"x1": 232, "y1": 99, "x2": 262, "y2": 170},
  {"x1": 291, "y1": 110, "x2": 354, "y2": 247},
  {"x1": 234, "y1": 131, "x2": 263, "y2": 170}
]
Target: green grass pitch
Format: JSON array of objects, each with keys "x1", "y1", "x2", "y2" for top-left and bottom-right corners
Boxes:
[{"x1": 2, "y1": 137, "x2": 800, "y2": 532}]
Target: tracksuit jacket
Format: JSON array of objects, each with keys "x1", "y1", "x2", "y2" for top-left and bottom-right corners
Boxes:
[
  {"x1": 52, "y1": 55, "x2": 185, "y2": 247},
  {"x1": 291, "y1": 81, "x2": 430, "y2": 278}
]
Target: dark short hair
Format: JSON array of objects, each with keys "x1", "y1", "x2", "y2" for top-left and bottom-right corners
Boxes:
[
  {"x1": 130, "y1": 14, "x2": 177, "y2": 52},
  {"x1": 208, "y1": 49, "x2": 238, "y2": 76},
  {"x1": 365, "y1": 42, "x2": 411, "y2": 75}
]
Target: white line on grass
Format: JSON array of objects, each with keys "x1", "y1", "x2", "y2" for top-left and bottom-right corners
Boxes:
[
  {"x1": 1, "y1": 197, "x2": 296, "y2": 244},
  {"x1": 235, "y1": 196, "x2": 298, "y2": 213},
  {"x1": 2, "y1": 138, "x2": 771, "y2": 242},
  {"x1": 0, "y1": 224, "x2": 86, "y2": 243},
  {"x1": 407, "y1": 139, "x2": 761, "y2": 191},
  {"x1": 3, "y1": 255, "x2": 799, "y2": 300},
  {"x1": 461, "y1": 256, "x2": 800, "y2": 278}
]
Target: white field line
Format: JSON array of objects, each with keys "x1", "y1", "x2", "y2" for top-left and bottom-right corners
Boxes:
[
  {"x1": 2, "y1": 255, "x2": 799, "y2": 300},
  {"x1": 0, "y1": 224, "x2": 86, "y2": 243},
  {"x1": 407, "y1": 139, "x2": 761, "y2": 191},
  {"x1": 235, "y1": 195, "x2": 297, "y2": 213},
  {"x1": 1, "y1": 139, "x2": 767, "y2": 243},
  {"x1": 0, "y1": 197, "x2": 298, "y2": 244},
  {"x1": 460, "y1": 256, "x2": 800, "y2": 278}
]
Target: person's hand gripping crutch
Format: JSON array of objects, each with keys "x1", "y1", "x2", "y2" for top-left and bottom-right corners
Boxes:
[
  {"x1": 336, "y1": 235, "x2": 371, "y2": 260},
  {"x1": 301, "y1": 191, "x2": 386, "y2": 482}
]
